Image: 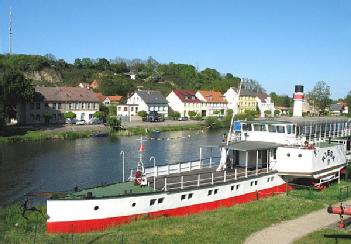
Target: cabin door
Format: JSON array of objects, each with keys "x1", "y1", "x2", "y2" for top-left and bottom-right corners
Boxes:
[{"x1": 261, "y1": 150, "x2": 268, "y2": 168}]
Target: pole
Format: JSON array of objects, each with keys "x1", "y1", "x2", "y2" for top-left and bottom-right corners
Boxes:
[
  {"x1": 150, "y1": 156, "x2": 156, "y2": 191},
  {"x1": 120, "y1": 150, "x2": 125, "y2": 182}
]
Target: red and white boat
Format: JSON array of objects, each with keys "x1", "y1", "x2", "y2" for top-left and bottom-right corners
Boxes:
[{"x1": 46, "y1": 85, "x2": 351, "y2": 233}]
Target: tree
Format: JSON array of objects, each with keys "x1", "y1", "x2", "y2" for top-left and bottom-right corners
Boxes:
[
  {"x1": 308, "y1": 81, "x2": 331, "y2": 112},
  {"x1": 100, "y1": 75, "x2": 136, "y2": 97},
  {"x1": 0, "y1": 68, "x2": 34, "y2": 120},
  {"x1": 188, "y1": 111, "x2": 197, "y2": 118},
  {"x1": 346, "y1": 91, "x2": 351, "y2": 117},
  {"x1": 168, "y1": 111, "x2": 180, "y2": 120},
  {"x1": 242, "y1": 79, "x2": 265, "y2": 93},
  {"x1": 138, "y1": 111, "x2": 147, "y2": 118},
  {"x1": 93, "y1": 111, "x2": 104, "y2": 119},
  {"x1": 64, "y1": 111, "x2": 76, "y2": 119},
  {"x1": 43, "y1": 112, "x2": 52, "y2": 124}
]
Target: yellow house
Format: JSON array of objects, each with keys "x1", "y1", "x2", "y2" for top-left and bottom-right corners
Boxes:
[{"x1": 238, "y1": 90, "x2": 257, "y2": 113}]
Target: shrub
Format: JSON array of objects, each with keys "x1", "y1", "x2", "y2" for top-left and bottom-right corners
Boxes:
[
  {"x1": 274, "y1": 110, "x2": 280, "y2": 116},
  {"x1": 264, "y1": 110, "x2": 271, "y2": 117},
  {"x1": 93, "y1": 111, "x2": 104, "y2": 119},
  {"x1": 188, "y1": 111, "x2": 197, "y2": 118},
  {"x1": 168, "y1": 111, "x2": 181, "y2": 120},
  {"x1": 205, "y1": 116, "x2": 222, "y2": 129},
  {"x1": 107, "y1": 116, "x2": 121, "y2": 129},
  {"x1": 138, "y1": 111, "x2": 147, "y2": 118},
  {"x1": 64, "y1": 111, "x2": 76, "y2": 119},
  {"x1": 43, "y1": 112, "x2": 52, "y2": 124}
]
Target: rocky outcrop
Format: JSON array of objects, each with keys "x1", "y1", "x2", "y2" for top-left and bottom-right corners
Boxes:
[{"x1": 23, "y1": 68, "x2": 63, "y2": 84}]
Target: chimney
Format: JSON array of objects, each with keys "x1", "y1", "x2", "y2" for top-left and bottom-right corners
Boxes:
[{"x1": 293, "y1": 85, "x2": 304, "y2": 117}]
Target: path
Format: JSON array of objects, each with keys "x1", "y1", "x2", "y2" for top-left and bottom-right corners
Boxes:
[{"x1": 244, "y1": 200, "x2": 351, "y2": 244}]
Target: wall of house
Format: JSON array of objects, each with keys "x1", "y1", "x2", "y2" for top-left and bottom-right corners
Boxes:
[
  {"x1": 167, "y1": 92, "x2": 185, "y2": 116},
  {"x1": 224, "y1": 88, "x2": 239, "y2": 112},
  {"x1": 239, "y1": 96, "x2": 257, "y2": 113}
]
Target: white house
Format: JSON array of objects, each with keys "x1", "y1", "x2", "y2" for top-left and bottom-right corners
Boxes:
[
  {"x1": 256, "y1": 93, "x2": 275, "y2": 118},
  {"x1": 167, "y1": 90, "x2": 202, "y2": 117},
  {"x1": 127, "y1": 90, "x2": 168, "y2": 117},
  {"x1": 224, "y1": 87, "x2": 240, "y2": 115},
  {"x1": 195, "y1": 90, "x2": 228, "y2": 117},
  {"x1": 16, "y1": 87, "x2": 100, "y2": 124},
  {"x1": 116, "y1": 104, "x2": 139, "y2": 122}
]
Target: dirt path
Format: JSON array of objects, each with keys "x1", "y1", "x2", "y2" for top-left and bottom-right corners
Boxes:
[{"x1": 244, "y1": 200, "x2": 351, "y2": 244}]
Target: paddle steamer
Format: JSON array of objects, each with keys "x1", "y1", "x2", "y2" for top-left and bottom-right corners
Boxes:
[{"x1": 46, "y1": 85, "x2": 351, "y2": 233}]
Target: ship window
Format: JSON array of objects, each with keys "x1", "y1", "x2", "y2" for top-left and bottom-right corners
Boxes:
[
  {"x1": 158, "y1": 198, "x2": 164, "y2": 204},
  {"x1": 150, "y1": 199, "x2": 156, "y2": 206},
  {"x1": 287, "y1": 153, "x2": 290, "y2": 157},
  {"x1": 287, "y1": 125, "x2": 292, "y2": 134},
  {"x1": 277, "y1": 126, "x2": 285, "y2": 133},
  {"x1": 268, "y1": 125, "x2": 277, "y2": 133},
  {"x1": 267, "y1": 178, "x2": 270, "y2": 182},
  {"x1": 132, "y1": 203, "x2": 136, "y2": 207},
  {"x1": 255, "y1": 180, "x2": 258, "y2": 186},
  {"x1": 214, "y1": 189, "x2": 218, "y2": 195},
  {"x1": 246, "y1": 124, "x2": 252, "y2": 131},
  {"x1": 188, "y1": 193, "x2": 193, "y2": 199},
  {"x1": 231, "y1": 185, "x2": 235, "y2": 191},
  {"x1": 94, "y1": 206, "x2": 99, "y2": 211},
  {"x1": 208, "y1": 190, "x2": 213, "y2": 196},
  {"x1": 298, "y1": 154, "x2": 302, "y2": 158},
  {"x1": 250, "y1": 181, "x2": 254, "y2": 186},
  {"x1": 271, "y1": 176, "x2": 274, "y2": 181},
  {"x1": 236, "y1": 185, "x2": 240, "y2": 190},
  {"x1": 254, "y1": 124, "x2": 266, "y2": 132},
  {"x1": 181, "y1": 194, "x2": 186, "y2": 200}
]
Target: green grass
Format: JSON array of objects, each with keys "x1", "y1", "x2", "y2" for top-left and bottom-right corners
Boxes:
[
  {"x1": 1, "y1": 181, "x2": 351, "y2": 244},
  {"x1": 295, "y1": 229, "x2": 351, "y2": 244}
]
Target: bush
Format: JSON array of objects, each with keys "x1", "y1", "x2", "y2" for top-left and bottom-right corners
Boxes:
[
  {"x1": 107, "y1": 116, "x2": 121, "y2": 128},
  {"x1": 188, "y1": 111, "x2": 197, "y2": 118},
  {"x1": 93, "y1": 111, "x2": 104, "y2": 119},
  {"x1": 205, "y1": 116, "x2": 222, "y2": 129},
  {"x1": 64, "y1": 111, "x2": 76, "y2": 119},
  {"x1": 264, "y1": 110, "x2": 271, "y2": 117},
  {"x1": 168, "y1": 111, "x2": 181, "y2": 120},
  {"x1": 43, "y1": 112, "x2": 52, "y2": 124},
  {"x1": 138, "y1": 111, "x2": 147, "y2": 118},
  {"x1": 274, "y1": 110, "x2": 280, "y2": 116}
]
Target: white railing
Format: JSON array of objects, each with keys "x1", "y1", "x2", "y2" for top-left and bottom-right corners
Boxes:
[
  {"x1": 130, "y1": 157, "x2": 220, "y2": 179},
  {"x1": 163, "y1": 168, "x2": 269, "y2": 192}
]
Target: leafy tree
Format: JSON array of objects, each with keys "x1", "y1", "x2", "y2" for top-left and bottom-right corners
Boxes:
[
  {"x1": 96, "y1": 58, "x2": 110, "y2": 71},
  {"x1": 0, "y1": 68, "x2": 34, "y2": 120},
  {"x1": 205, "y1": 116, "x2": 222, "y2": 129},
  {"x1": 43, "y1": 112, "x2": 52, "y2": 124},
  {"x1": 345, "y1": 90, "x2": 351, "y2": 117},
  {"x1": 242, "y1": 79, "x2": 265, "y2": 93},
  {"x1": 93, "y1": 111, "x2": 104, "y2": 119},
  {"x1": 168, "y1": 111, "x2": 181, "y2": 120},
  {"x1": 264, "y1": 110, "x2": 272, "y2": 117},
  {"x1": 200, "y1": 68, "x2": 221, "y2": 81},
  {"x1": 74, "y1": 58, "x2": 82, "y2": 68},
  {"x1": 188, "y1": 110, "x2": 197, "y2": 118},
  {"x1": 138, "y1": 111, "x2": 147, "y2": 118},
  {"x1": 100, "y1": 75, "x2": 136, "y2": 97},
  {"x1": 308, "y1": 81, "x2": 331, "y2": 112},
  {"x1": 107, "y1": 116, "x2": 120, "y2": 128},
  {"x1": 64, "y1": 111, "x2": 76, "y2": 119}
]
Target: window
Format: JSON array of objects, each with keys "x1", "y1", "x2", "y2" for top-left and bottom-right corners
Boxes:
[
  {"x1": 36, "y1": 114, "x2": 40, "y2": 121},
  {"x1": 277, "y1": 126, "x2": 285, "y2": 133},
  {"x1": 58, "y1": 113, "x2": 62, "y2": 120},
  {"x1": 52, "y1": 114, "x2": 57, "y2": 120},
  {"x1": 31, "y1": 103, "x2": 35, "y2": 109},
  {"x1": 255, "y1": 181, "x2": 258, "y2": 186},
  {"x1": 268, "y1": 125, "x2": 277, "y2": 133},
  {"x1": 272, "y1": 149, "x2": 277, "y2": 160},
  {"x1": 254, "y1": 124, "x2": 266, "y2": 132},
  {"x1": 287, "y1": 125, "x2": 292, "y2": 134},
  {"x1": 286, "y1": 153, "x2": 290, "y2": 157},
  {"x1": 214, "y1": 189, "x2": 218, "y2": 195},
  {"x1": 181, "y1": 194, "x2": 186, "y2": 200},
  {"x1": 118, "y1": 107, "x2": 121, "y2": 111},
  {"x1": 250, "y1": 181, "x2": 254, "y2": 186},
  {"x1": 95, "y1": 103, "x2": 99, "y2": 109},
  {"x1": 231, "y1": 185, "x2": 235, "y2": 191},
  {"x1": 45, "y1": 103, "x2": 49, "y2": 108},
  {"x1": 271, "y1": 176, "x2": 274, "y2": 181},
  {"x1": 188, "y1": 193, "x2": 193, "y2": 199},
  {"x1": 236, "y1": 184, "x2": 240, "y2": 190},
  {"x1": 267, "y1": 178, "x2": 270, "y2": 182},
  {"x1": 131, "y1": 107, "x2": 134, "y2": 111},
  {"x1": 36, "y1": 103, "x2": 41, "y2": 109},
  {"x1": 150, "y1": 199, "x2": 156, "y2": 206},
  {"x1": 89, "y1": 114, "x2": 93, "y2": 119},
  {"x1": 132, "y1": 203, "x2": 136, "y2": 207},
  {"x1": 82, "y1": 103, "x2": 86, "y2": 109},
  {"x1": 69, "y1": 103, "x2": 73, "y2": 109},
  {"x1": 58, "y1": 103, "x2": 62, "y2": 109},
  {"x1": 158, "y1": 198, "x2": 164, "y2": 204},
  {"x1": 208, "y1": 190, "x2": 213, "y2": 196},
  {"x1": 298, "y1": 154, "x2": 302, "y2": 158},
  {"x1": 124, "y1": 107, "x2": 128, "y2": 111}
]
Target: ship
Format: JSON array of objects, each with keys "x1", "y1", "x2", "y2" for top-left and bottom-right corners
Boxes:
[{"x1": 45, "y1": 85, "x2": 351, "y2": 233}]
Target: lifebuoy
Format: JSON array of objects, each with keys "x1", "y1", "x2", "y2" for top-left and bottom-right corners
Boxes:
[{"x1": 134, "y1": 171, "x2": 143, "y2": 185}]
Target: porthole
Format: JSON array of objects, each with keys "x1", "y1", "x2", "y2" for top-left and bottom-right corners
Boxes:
[
  {"x1": 231, "y1": 185, "x2": 235, "y2": 191},
  {"x1": 181, "y1": 194, "x2": 186, "y2": 200},
  {"x1": 250, "y1": 181, "x2": 254, "y2": 186},
  {"x1": 158, "y1": 198, "x2": 164, "y2": 204},
  {"x1": 287, "y1": 153, "x2": 290, "y2": 157},
  {"x1": 236, "y1": 185, "x2": 240, "y2": 190},
  {"x1": 298, "y1": 154, "x2": 302, "y2": 158},
  {"x1": 94, "y1": 206, "x2": 99, "y2": 211},
  {"x1": 132, "y1": 203, "x2": 136, "y2": 207},
  {"x1": 188, "y1": 193, "x2": 193, "y2": 199},
  {"x1": 271, "y1": 176, "x2": 274, "y2": 181},
  {"x1": 150, "y1": 199, "x2": 156, "y2": 206},
  {"x1": 208, "y1": 190, "x2": 213, "y2": 196},
  {"x1": 214, "y1": 189, "x2": 218, "y2": 195},
  {"x1": 255, "y1": 181, "x2": 258, "y2": 186},
  {"x1": 267, "y1": 178, "x2": 270, "y2": 182}
]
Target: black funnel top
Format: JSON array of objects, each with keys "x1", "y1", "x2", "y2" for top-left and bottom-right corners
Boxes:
[{"x1": 295, "y1": 85, "x2": 304, "y2": 93}]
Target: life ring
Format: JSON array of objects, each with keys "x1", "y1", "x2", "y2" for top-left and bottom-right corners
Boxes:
[{"x1": 134, "y1": 171, "x2": 143, "y2": 185}]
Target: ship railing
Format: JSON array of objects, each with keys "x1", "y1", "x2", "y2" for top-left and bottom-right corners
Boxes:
[
  {"x1": 138, "y1": 157, "x2": 221, "y2": 178},
  {"x1": 163, "y1": 167, "x2": 269, "y2": 192}
]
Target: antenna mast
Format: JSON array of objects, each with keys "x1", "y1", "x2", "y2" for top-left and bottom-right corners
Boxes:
[{"x1": 9, "y1": 7, "x2": 13, "y2": 54}]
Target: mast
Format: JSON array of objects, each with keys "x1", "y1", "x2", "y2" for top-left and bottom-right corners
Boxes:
[
  {"x1": 9, "y1": 7, "x2": 13, "y2": 55},
  {"x1": 137, "y1": 135, "x2": 147, "y2": 172}
]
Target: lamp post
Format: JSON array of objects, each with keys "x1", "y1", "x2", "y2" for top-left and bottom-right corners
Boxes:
[
  {"x1": 120, "y1": 150, "x2": 125, "y2": 182},
  {"x1": 150, "y1": 156, "x2": 156, "y2": 191}
]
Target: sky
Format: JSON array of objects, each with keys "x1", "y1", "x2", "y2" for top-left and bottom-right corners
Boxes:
[{"x1": 0, "y1": 0, "x2": 350, "y2": 99}]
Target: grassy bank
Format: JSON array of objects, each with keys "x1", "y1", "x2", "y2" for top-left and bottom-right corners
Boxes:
[
  {"x1": 1, "y1": 181, "x2": 350, "y2": 244},
  {"x1": 295, "y1": 229, "x2": 351, "y2": 244},
  {"x1": 111, "y1": 123, "x2": 208, "y2": 137}
]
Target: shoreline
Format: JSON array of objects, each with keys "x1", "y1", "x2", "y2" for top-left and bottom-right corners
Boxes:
[{"x1": 0, "y1": 121, "x2": 210, "y2": 144}]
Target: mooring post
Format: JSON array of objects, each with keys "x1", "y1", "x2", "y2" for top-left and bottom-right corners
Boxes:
[
  {"x1": 197, "y1": 174, "x2": 200, "y2": 187},
  {"x1": 181, "y1": 176, "x2": 184, "y2": 189},
  {"x1": 211, "y1": 172, "x2": 214, "y2": 185},
  {"x1": 224, "y1": 170, "x2": 227, "y2": 182},
  {"x1": 235, "y1": 168, "x2": 237, "y2": 180},
  {"x1": 164, "y1": 177, "x2": 167, "y2": 192}
]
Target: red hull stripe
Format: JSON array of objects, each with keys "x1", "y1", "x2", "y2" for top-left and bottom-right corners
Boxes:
[{"x1": 47, "y1": 183, "x2": 288, "y2": 233}]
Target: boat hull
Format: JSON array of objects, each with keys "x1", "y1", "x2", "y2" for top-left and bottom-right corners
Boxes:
[{"x1": 47, "y1": 181, "x2": 287, "y2": 233}]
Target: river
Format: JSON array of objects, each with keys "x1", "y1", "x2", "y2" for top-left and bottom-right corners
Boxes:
[{"x1": 0, "y1": 129, "x2": 225, "y2": 206}]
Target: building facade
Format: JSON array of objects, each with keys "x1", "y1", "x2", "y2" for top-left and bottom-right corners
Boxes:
[
  {"x1": 16, "y1": 87, "x2": 100, "y2": 124},
  {"x1": 127, "y1": 90, "x2": 168, "y2": 117},
  {"x1": 95, "y1": 93, "x2": 123, "y2": 106},
  {"x1": 195, "y1": 90, "x2": 228, "y2": 117},
  {"x1": 224, "y1": 87, "x2": 240, "y2": 115},
  {"x1": 256, "y1": 93, "x2": 275, "y2": 117},
  {"x1": 167, "y1": 90, "x2": 202, "y2": 117},
  {"x1": 238, "y1": 90, "x2": 257, "y2": 114}
]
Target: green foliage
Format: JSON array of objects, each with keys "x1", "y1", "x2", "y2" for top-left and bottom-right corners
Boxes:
[
  {"x1": 205, "y1": 116, "x2": 222, "y2": 129},
  {"x1": 274, "y1": 110, "x2": 280, "y2": 116},
  {"x1": 270, "y1": 92, "x2": 293, "y2": 107},
  {"x1": 242, "y1": 78, "x2": 265, "y2": 93},
  {"x1": 138, "y1": 111, "x2": 147, "y2": 118},
  {"x1": 168, "y1": 111, "x2": 181, "y2": 120},
  {"x1": 107, "y1": 116, "x2": 120, "y2": 128},
  {"x1": 264, "y1": 110, "x2": 272, "y2": 117},
  {"x1": 188, "y1": 110, "x2": 197, "y2": 118},
  {"x1": 43, "y1": 112, "x2": 52, "y2": 124},
  {"x1": 108, "y1": 105, "x2": 117, "y2": 116},
  {"x1": 308, "y1": 81, "x2": 331, "y2": 112},
  {"x1": 345, "y1": 91, "x2": 351, "y2": 117},
  {"x1": 100, "y1": 75, "x2": 136, "y2": 97},
  {"x1": 93, "y1": 111, "x2": 104, "y2": 119},
  {"x1": 235, "y1": 110, "x2": 258, "y2": 121},
  {"x1": 63, "y1": 111, "x2": 76, "y2": 119}
]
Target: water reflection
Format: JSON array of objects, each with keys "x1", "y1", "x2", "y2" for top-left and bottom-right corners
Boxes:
[{"x1": 0, "y1": 129, "x2": 224, "y2": 206}]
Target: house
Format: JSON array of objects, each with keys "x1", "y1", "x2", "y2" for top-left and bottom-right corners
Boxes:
[
  {"x1": 95, "y1": 93, "x2": 123, "y2": 106},
  {"x1": 78, "y1": 82, "x2": 90, "y2": 89},
  {"x1": 116, "y1": 104, "x2": 139, "y2": 122},
  {"x1": 224, "y1": 87, "x2": 240, "y2": 115},
  {"x1": 256, "y1": 93, "x2": 274, "y2": 117},
  {"x1": 329, "y1": 103, "x2": 346, "y2": 116},
  {"x1": 127, "y1": 90, "x2": 168, "y2": 117},
  {"x1": 167, "y1": 90, "x2": 202, "y2": 117},
  {"x1": 16, "y1": 87, "x2": 100, "y2": 124},
  {"x1": 238, "y1": 90, "x2": 257, "y2": 114},
  {"x1": 195, "y1": 90, "x2": 228, "y2": 117}
]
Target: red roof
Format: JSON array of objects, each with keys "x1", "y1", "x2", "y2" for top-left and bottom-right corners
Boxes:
[
  {"x1": 107, "y1": 96, "x2": 123, "y2": 102},
  {"x1": 173, "y1": 90, "x2": 201, "y2": 103},
  {"x1": 95, "y1": 92, "x2": 106, "y2": 102},
  {"x1": 197, "y1": 90, "x2": 226, "y2": 103}
]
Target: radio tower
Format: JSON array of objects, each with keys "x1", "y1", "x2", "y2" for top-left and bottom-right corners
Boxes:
[{"x1": 9, "y1": 7, "x2": 13, "y2": 54}]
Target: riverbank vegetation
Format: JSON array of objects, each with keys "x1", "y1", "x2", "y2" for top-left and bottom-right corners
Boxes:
[{"x1": 1, "y1": 181, "x2": 350, "y2": 243}]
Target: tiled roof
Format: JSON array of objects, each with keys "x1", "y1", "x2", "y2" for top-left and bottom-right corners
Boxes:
[
  {"x1": 330, "y1": 103, "x2": 343, "y2": 111},
  {"x1": 35, "y1": 87, "x2": 99, "y2": 102},
  {"x1": 107, "y1": 96, "x2": 123, "y2": 102},
  {"x1": 136, "y1": 90, "x2": 168, "y2": 104},
  {"x1": 197, "y1": 90, "x2": 227, "y2": 103},
  {"x1": 256, "y1": 92, "x2": 268, "y2": 101},
  {"x1": 240, "y1": 89, "x2": 257, "y2": 97},
  {"x1": 173, "y1": 90, "x2": 201, "y2": 103},
  {"x1": 95, "y1": 92, "x2": 106, "y2": 102}
]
